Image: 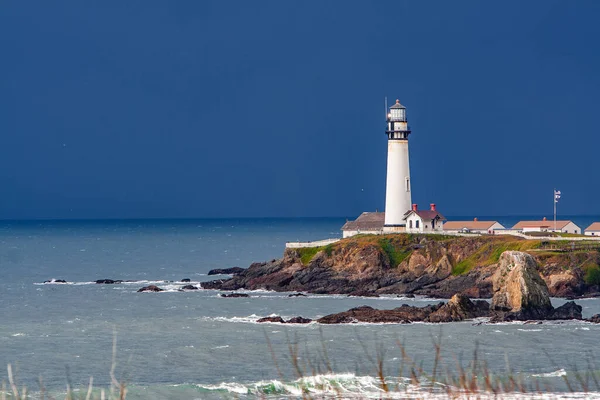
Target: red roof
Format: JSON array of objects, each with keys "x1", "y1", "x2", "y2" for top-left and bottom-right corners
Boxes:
[{"x1": 404, "y1": 209, "x2": 446, "y2": 221}]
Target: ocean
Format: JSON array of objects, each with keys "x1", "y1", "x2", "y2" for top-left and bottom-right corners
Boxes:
[{"x1": 1, "y1": 217, "x2": 600, "y2": 399}]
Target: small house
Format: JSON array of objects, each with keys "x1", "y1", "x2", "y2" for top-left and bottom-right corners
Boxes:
[
  {"x1": 443, "y1": 218, "x2": 505, "y2": 234},
  {"x1": 585, "y1": 222, "x2": 600, "y2": 236},
  {"x1": 404, "y1": 204, "x2": 446, "y2": 233},
  {"x1": 512, "y1": 218, "x2": 581, "y2": 234}
]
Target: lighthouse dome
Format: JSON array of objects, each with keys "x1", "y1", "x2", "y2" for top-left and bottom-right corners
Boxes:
[{"x1": 390, "y1": 99, "x2": 405, "y2": 109}]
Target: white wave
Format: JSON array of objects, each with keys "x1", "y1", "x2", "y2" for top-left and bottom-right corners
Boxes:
[
  {"x1": 532, "y1": 368, "x2": 567, "y2": 378},
  {"x1": 193, "y1": 372, "x2": 600, "y2": 399},
  {"x1": 11, "y1": 333, "x2": 25, "y2": 337},
  {"x1": 212, "y1": 345, "x2": 229, "y2": 349},
  {"x1": 517, "y1": 328, "x2": 543, "y2": 332}
]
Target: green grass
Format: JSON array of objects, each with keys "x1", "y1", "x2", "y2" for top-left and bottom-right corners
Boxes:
[
  {"x1": 378, "y1": 238, "x2": 412, "y2": 267},
  {"x1": 296, "y1": 246, "x2": 324, "y2": 265}
]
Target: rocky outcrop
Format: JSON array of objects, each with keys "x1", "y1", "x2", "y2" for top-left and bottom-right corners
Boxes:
[
  {"x1": 288, "y1": 293, "x2": 307, "y2": 297},
  {"x1": 491, "y1": 251, "x2": 553, "y2": 320},
  {"x1": 315, "y1": 294, "x2": 489, "y2": 324},
  {"x1": 490, "y1": 252, "x2": 582, "y2": 322},
  {"x1": 180, "y1": 285, "x2": 199, "y2": 290},
  {"x1": 428, "y1": 293, "x2": 489, "y2": 322},
  {"x1": 202, "y1": 235, "x2": 600, "y2": 299},
  {"x1": 220, "y1": 293, "x2": 250, "y2": 298},
  {"x1": 208, "y1": 267, "x2": 246, "y2": 276},
  {"x1": 181, "y1": 278, "x2": 191, "y2": 282},
  {"x1": 137, "y1": 285, "x2": 163, "y2": 292}
]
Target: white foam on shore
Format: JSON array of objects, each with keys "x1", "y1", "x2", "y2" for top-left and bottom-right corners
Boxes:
[{"x1": 191, "y1": 372, "x2": 594, "y2": 399}]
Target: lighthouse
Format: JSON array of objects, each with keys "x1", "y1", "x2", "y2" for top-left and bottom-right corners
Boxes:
[{"x1": 383, "y1": 99, "x2": 412, "y2": 231}]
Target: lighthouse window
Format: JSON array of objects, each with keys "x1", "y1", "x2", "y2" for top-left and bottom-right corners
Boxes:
[{"x1": 405, "y1": 178, "x2": 410, "y2": 192}]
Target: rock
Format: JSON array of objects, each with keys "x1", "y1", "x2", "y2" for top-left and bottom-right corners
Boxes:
[
  {"x1": 317, "y1": 304, "x2": 442, "y2": 324},
  {"x1": 491, "y1": 251, "x2": 553, "y2": 320},
  {"x1": 403, "y1": 294, "x2": 415, "y2": 298},
  {"x1": 587, "y1": 314, "x2": 600, "y2": 323},
  {"x1": 428, "y1": 293, "x2": 490, "y2": 323},
  {"x1": 549, "y1": 301, "x2": 582, "y2": 320},
  {"x1": 96, "y1": 279, "x2": 123, "y2": 284},
  {"x1": 257, "y1": 316, "x2": 285, "y2": 323},
  {"x1": 286, "y1": 316, "x2": 312, "y2": 324},
  {"x1": 137, "y1": 285, "x2": 163, "y2": 292},
  {"x1": 44, "y1": 279, "x2": 67, "y2": 283},
  {"x1": 208, "y1": 267, "x2": 246, "y2": 276},
  {"x1": 220, "y1": 293, "x2": 250, "y2": 298},
  {"x1": 181, "y1": 285, "x2": 199, "y2": 290},
  {"x1": 288, "y1": 293, "x2": 307, "y2": 297},
  {"x1": 181, "y1": 278, "x2": 191, "y2": 282}
]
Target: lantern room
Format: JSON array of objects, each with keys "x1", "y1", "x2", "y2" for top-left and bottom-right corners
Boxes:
[{"x1": 388, "y1": 99, "x2": 406, "y2": 122}]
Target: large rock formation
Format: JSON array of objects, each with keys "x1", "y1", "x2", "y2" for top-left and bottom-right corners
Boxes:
[
  {"x1": 490, "y1": 251, "x2": 582, "y2": 321},
  {"x1": 491, "y1": 251, "x2": 553, "y2": 319},
  {"x1": 201, "y1": 234, "x2": 600, "y2": 299}
]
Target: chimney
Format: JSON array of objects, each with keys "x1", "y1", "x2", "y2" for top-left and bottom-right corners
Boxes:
[
  {"x1": 412, "y1": 204, "x2": 418, "y2": 212},
  {"x1": 474, "y1": 217, "x2": 478, "y2": 222},
  {"x1": 430, "y1": 203, "x2": 436, "y2": 211},
  {"x1": 543, "y1": 217, "x2": 547, "y2": 221}
]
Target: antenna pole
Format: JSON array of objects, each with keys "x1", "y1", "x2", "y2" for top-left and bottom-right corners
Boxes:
[
  {"x1": 385, "y1": 97, "x2": 388, "y2": 120},
  {"x1": 554, "y1": 188, "x2": 557, "y2": 231}
]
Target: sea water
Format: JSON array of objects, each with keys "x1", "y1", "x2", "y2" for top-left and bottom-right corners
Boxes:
[{"x1": 1, "y1": 217, "x2": 600, "y2": 399}]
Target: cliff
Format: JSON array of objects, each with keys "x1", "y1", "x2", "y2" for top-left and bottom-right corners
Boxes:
[{"x1": 202, "y1": 234, "x2": 600, "y2": 298}]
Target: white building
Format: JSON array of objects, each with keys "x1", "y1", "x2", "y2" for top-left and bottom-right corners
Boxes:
[
  {"x1": 444, "y1": 218, "x2": 505, "y2": 234},
  {"x1": 383, "y1": 100, "x2": 412, "y2": 233},
  {"x1": 512, "y1": 218, "x2": 581, "y2": 234},
  {"x1": 404, "y1": 204, "x2": 446, "y2": 233},
  {"x1": 585, "y1": 222, "x2": 600, "y2": 236}
]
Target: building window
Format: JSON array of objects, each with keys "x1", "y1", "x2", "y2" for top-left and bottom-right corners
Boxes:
[
  {"x1": 416, "y1": 220, "x2": 420, "y2": 229},
  {"x1": 409, "y1": 220, "x2": 413, "y2": 229}
]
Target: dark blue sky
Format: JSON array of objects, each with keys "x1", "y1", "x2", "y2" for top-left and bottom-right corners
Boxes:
[{"x1": 1, "y1": 1, "x2": 599, "y2": 219}]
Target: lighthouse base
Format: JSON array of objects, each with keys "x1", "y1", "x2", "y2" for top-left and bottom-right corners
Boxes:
[{"x1": 383, "y1": 225, "x2": 406, "y2": 233}]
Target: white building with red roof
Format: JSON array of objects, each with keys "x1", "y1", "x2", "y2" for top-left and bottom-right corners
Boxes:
[
  {"x1": 585, "y1": 222, "x2": 600, "y2": 236},
  {"x1": 403, "y1": 204, "x2": 446, "y2": 233},
  {"x1": 444, "y1": 218, "x2": 505, "y2": 234}
]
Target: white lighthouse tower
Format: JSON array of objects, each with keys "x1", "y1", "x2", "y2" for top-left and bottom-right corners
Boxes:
[{"x1": 383, "y1": 99, "x2": 412, "y2": 231}]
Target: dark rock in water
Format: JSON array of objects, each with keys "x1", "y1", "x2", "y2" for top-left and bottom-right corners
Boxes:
[
  {"x1": 428, "y1": 293, "x2": 489, "y2": 323},
  {"x1": 403, "y1": 294, "x2": 415, "y2": 298},
  {"x1": 44, "y1": 279, "x2": 67, "y2": 283},
  {"x1": 288, "y1": 293, "x2": 307, "y2": 297},
  {"x1": 549, "y1": 301, "x2": 582, "y2": 320},
  {"x1": 181, "y1": 285, "x2": 199, "y2": 290},
  {"x1": 257, "y1": 316, "x2": 285, "y2": 323},
  {"x1": 317, "y1": 304, "x2": 441, "y2": 324},
  {"x1": 96, "y1": 279, "x2": 123, "y2": 284},
  {"x1": 208, "y1": 267, "x2": 246, "y2": 276},
  {"x1": 200, "y1": 280, "x2": 225, "y2": 289},
  {"x1": 587, "y1": 314, "x2": 600, "y2": 323},
  {"x1": 220, "y1": 293, "x2": 250, "y2": 298},
  {"x1": 137, "y1": 285, "x2": 163, "y2": 292},
  {"x1": 181, "y1": 278, "x2": 191, "y2": 283},
  {"x1": 524, "y1": 320, "x2": 543, "y2": 325},
  {"x1": 286, "y1": 316, "x2": 312, "y2": 324},
  {"x1": 348, "y1": 291, "x2": 380, "y2": 298}
]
